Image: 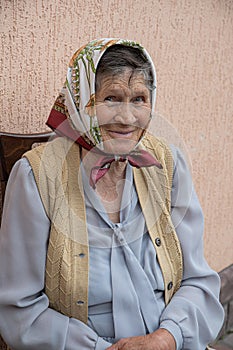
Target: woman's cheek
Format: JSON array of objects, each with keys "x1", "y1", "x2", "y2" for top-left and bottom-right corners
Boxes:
[
  {"x1": 96, "y1": 105, "x2": 114, "y2": 126},
  {"x1": 135, "y1": 106, "x2": 151, "y2": 126}
]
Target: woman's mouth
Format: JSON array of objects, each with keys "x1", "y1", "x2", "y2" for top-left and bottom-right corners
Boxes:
[
  {"x1": 105, "y1": 129, "x2": 137, "y2": 138},
  {"x1": 100, "y1": 126, "x2": 142, "y2": 154}
]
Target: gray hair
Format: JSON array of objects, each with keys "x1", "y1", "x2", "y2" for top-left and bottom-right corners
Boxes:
[{"x1": 95, "y1": 44, "x2": 155, "y2": 94}]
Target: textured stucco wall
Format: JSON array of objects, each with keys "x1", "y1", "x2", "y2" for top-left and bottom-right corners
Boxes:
[{"x1": 1, "y1": 0, "x2": 233, "y2": 271}]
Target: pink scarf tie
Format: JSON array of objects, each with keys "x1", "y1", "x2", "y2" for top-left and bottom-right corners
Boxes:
[{"x1": 90, "y1": 151, "x2": 162, "y2": 188}]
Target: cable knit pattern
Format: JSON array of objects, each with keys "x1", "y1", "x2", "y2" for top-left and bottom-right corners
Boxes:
[
  {"x1": 24, "y1": 134, "x2": 182, "y2": 322},
  {"x1": 25, "y1": 137, "x2": 89, "y2": 323},
  {"x1": 134, "y1": 134, "x2": 183, "y2": 304}
]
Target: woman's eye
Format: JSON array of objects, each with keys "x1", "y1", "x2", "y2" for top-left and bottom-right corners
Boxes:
[
  {"x1": 133, "y1": 96, "x2": 145, "y2": 104},
  {"x1": 104, "y1": 96, "x2": 116, "y2": 102},
  {"x1": 104, "y1": 96, "x2": 121, "y2": 107}
]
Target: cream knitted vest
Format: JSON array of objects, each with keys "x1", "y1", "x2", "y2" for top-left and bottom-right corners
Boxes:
[{"x1": 24, "y1": 134, "x2": 183, "y2": 323}]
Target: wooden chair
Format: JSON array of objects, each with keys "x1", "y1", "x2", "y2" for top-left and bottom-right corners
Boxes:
[
  {"x1": 0, "y1": 131, "x2": 54, "y2": 349},
  {"x1": 0, "y1": 131, "x2": 54, "y2": 216}
]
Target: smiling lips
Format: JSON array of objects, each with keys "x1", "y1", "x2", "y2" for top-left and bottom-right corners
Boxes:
[{"x1": 105, "y1": 127, "x2": 139, "y2": 138}]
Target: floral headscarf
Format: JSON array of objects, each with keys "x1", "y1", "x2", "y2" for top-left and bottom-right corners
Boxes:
[{"x1": 46, "y1": 38, "x2": 157, "y2": 151}]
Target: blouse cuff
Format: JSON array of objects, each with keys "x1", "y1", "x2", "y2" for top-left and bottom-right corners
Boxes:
[
  {"x1": 95, "y1": 336, "x2": 112, "y2": 350},
  {"x1": 66, "y1": 318, "x2": 112, "y2": 350},
  {"x1": 160, "y1": 319, "x2": 183, "y2": 350}
]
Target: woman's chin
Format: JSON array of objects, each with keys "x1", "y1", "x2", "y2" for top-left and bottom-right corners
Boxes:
[{"x1": 102, "y1": 138, "x2": 138, "y2": 155}]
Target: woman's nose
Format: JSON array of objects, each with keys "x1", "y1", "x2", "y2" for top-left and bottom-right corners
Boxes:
[{"x1": 114, "y1": 103, "x2": 137, "y2": 125}]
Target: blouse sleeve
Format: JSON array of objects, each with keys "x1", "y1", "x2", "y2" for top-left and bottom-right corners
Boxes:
[
  {"x1": 159, "y1": 147, "x2": 225, "y2": 349},
  {"x1": 0, "y1": 158, "x2": 111, "y2": 350}
]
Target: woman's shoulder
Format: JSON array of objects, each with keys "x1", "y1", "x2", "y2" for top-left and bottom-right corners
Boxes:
[
  {"x1": 22, "y1": 136, "x2": 80, "y2": 170},
  {"x1": 142, "y1": 133, "x2": 170, "y2": 150}
]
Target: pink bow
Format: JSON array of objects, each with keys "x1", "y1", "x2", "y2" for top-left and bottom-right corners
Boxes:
[{"x1": 90, "y1": 150, "x2": 162, "y2": 188}]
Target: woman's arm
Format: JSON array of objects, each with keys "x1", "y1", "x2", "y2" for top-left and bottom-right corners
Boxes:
[
  {"x1": 0, "y1": 158, "x2": 111, "y2": 350},
  {"x1": 159, "y1": 147, "x2": 225, "y2": 349}
]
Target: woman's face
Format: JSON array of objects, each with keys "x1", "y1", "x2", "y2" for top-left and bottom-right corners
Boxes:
[{"x1": 95, "y1": 69, "x2": 151, "y2": 154}]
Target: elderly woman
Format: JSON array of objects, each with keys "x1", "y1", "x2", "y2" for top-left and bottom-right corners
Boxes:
[{"x1": 0, "y1": 39, "x2": 224, "y2": 350}]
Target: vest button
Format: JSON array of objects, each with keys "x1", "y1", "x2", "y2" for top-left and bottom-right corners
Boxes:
[
  {"x1": 155, "y1": 238, "x2": 161, "y2": 246},
  {"x1": 77, "y1": 300, "x2": 84, "y2": 305},
  {"x1": 167, "y1": 281, "x2": 173, "y2": 290},
  {"x1": 74, "y1": 253, "x2": 85, "y2": 258}
]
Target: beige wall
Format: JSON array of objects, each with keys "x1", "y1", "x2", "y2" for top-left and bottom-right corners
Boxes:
[{"x1": 1, "y1": 0, "x2": 233, "y2": 271}]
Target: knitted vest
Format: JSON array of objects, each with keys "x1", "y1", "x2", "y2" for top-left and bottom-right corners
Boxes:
[{"x1": 24, "y1": 134, "x2": 183, "y2": 323}]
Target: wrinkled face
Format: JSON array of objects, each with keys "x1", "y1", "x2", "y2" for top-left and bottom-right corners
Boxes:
[{"x1": 95, "y1": 69, "x2": 151, "y2": 155}]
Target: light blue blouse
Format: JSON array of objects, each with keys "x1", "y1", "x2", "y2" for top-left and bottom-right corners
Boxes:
[
  {"x1": 82, "y1": 162, "x2": 166, "y2": 342},
  {"x1": 0, "y1": 146, "x2": 224, "y2": 350}
]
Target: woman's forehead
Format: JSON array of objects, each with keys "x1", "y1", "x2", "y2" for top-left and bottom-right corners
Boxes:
[{"x1": 96, "y1": 70, "x2": 149, "y2": 91}]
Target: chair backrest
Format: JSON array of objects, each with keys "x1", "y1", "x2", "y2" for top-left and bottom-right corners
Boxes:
[
  {"x1": 0, "y1": 131, "x2": 54, "y2": 213},
  {"x1": 0, "y1": 131, "x2": 54, "y2": 349}
]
